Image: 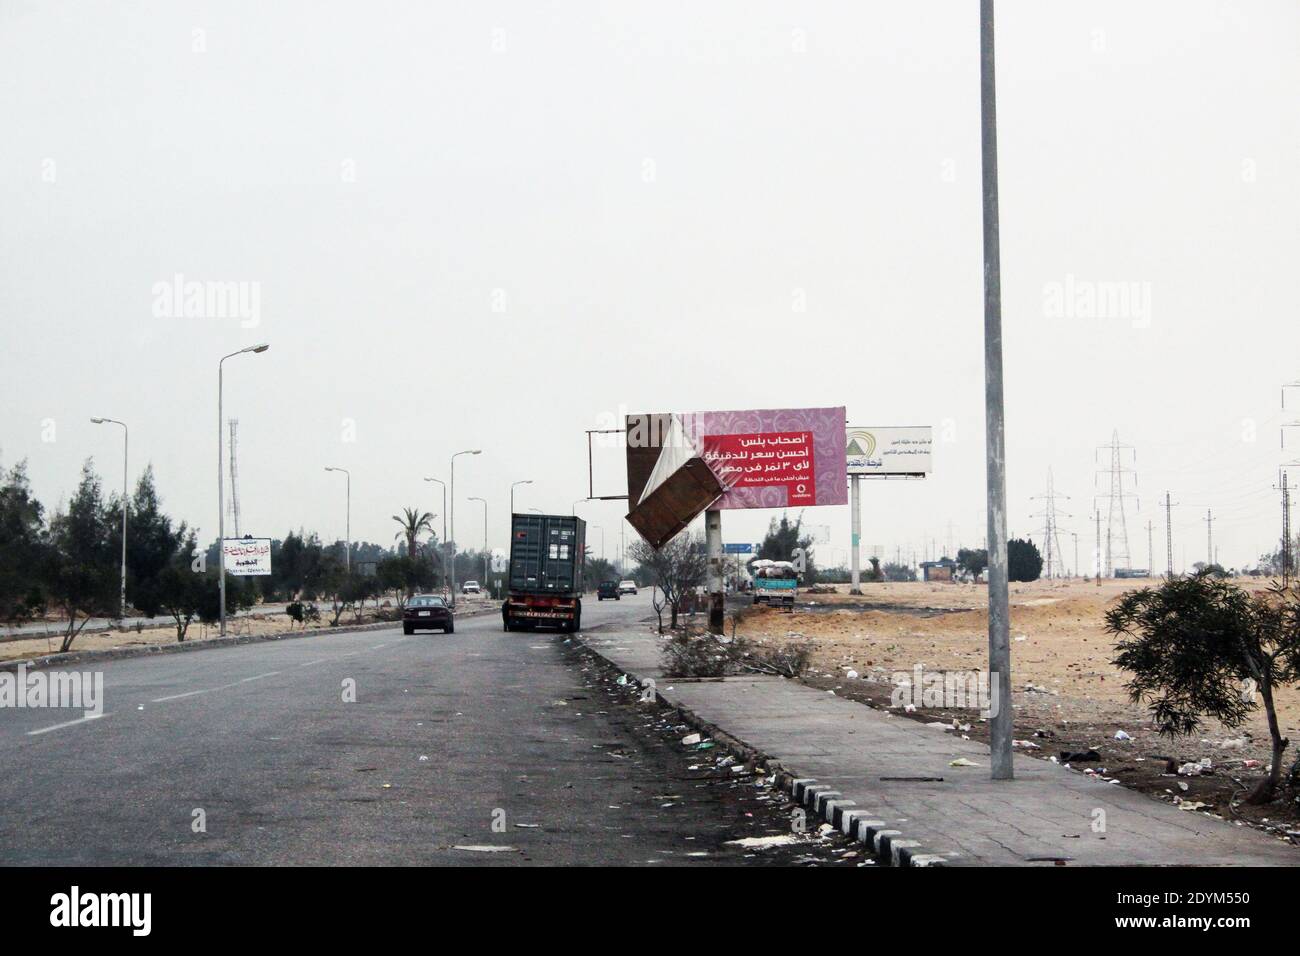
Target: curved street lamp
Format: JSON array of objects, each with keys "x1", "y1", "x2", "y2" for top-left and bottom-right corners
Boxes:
[{"x1": 218, "y1": 343, "x2": 269, "y2": 637}]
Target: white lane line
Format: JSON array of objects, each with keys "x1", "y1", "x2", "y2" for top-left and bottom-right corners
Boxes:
[
  {"x1": 300, "y1": 658, "x2": 328, "y2": 667},
  {"x1": 27, "y1": 713, "x2": 110, "y2": 736},
  {"x1": 240, "y1": 671, "x2": 280, "y2": 683},
  {"x1": 371, "y1": 643, "x2": 389, "y2": 650},
  {"x1": 151, "y1": 671, "x2": 281, "y2": 703}
]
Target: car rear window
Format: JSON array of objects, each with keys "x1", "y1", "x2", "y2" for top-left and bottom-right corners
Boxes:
[{"x1": 410, "y1": 596, "x2": 446, "y2": 607}]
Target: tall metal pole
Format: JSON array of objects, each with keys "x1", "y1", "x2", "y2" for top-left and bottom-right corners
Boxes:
[
  {"x1": 469, "y1": 496, "x2": 488, "y2": 586},
  {"x1": 511, "y1": 479, "x2": 532, "y2": 515},
  {"x1": 705, "y1": 509, "x2": 724, "y2": 634},
  {"x1": 218, "y1": 345, "x2": 269, "y2": 638},
  {"x1": 449, "y1": 450, "x2": 481, "y2": 608},
  {"x1": 980, "y1": 0, "x2": 1012, "y2": 781},
  {"x1": 92, "y1": 417, "x2": 128, "y2": 617},
  {"x1": 424, "y1": 477, "x2": 447, "y2": 591},
  {"x1": 325, "y1": 467, "x2": 351, "y2": 571},
  {"x1": 849, "y1": 474, "x2": 862, "y2": 594}
]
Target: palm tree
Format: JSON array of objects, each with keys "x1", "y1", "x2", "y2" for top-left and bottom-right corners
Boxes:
[{"x1": 392, "y1": 507, "x2": 436, "y2": 559}]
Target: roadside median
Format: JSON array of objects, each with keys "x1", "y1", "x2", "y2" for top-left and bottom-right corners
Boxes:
[
  {"x1": 0, "y1": 602, "x2": 497, "y2": 674},
  {"x1": 574, "y1": 624, "x2": 1300, "y2": 866}
]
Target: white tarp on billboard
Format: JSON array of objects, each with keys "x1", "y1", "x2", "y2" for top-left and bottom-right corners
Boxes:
[{"x1": 846, "y1": 426, "x2": 932, "y2": 476}]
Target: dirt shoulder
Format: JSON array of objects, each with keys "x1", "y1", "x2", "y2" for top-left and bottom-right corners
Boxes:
[{"x1": 729, "y1": 578, "x2": 1300, "y2": 840}]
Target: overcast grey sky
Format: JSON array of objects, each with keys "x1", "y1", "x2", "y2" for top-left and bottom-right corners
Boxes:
[{"x1": 2, "y1": 1, "x2": 1297, "y2": 572}]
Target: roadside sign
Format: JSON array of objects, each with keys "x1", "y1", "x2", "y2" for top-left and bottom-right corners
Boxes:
[
  {"x1": 724, "y1": 543, "x2": 753, "y2": 554},
  {"x1": 222, "y1": 537, "x2": 272, "y2": 576}
]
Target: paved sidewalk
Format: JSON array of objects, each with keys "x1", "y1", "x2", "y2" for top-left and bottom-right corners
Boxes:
[{"x1": 579, "y1": 626, "x2": 1300, "y2": 866}]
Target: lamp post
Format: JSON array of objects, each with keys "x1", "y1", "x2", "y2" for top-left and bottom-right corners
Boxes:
[
  {"x1": 324, "y1": 467, "x2": 351, "y2": 571},
  {"x1": 90, "y1": 417, "x2": 128, "y2": 617},
  {"x1": 468, "y1": 496, "x2": 489, "y2": 590},
  {"x1": 590, "y1": 524, "x2": 604, "y2": 561},
  {"x1": 510, "y1": 479, "x2": 533, "y2": 515},
  {"x1": 423, "y1": 477, "x2": 447, "y2": 593},
  {"x1": 218, "y1": 343, "x2": 269, "y2": 638},
  {"x1": 449, "y1": 449, "x2": 481, "y2": 608}
]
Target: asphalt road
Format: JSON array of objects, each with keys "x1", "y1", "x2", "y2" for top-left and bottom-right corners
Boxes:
[{"x1": 0, "y1": 594, "x2": 844, "y2": 866}]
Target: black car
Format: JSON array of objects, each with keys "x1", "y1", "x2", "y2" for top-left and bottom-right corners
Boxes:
[
  {"x1": 596, "y1": 580, "x2": 620, "y2": 601},
  {"x1": 403, "y1": 594, "x2": 454, "y2": 634}
]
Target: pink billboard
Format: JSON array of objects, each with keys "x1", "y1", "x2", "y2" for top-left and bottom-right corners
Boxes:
[{"x1": 682, "y1": 406, "x2": 847, "y2": 510}]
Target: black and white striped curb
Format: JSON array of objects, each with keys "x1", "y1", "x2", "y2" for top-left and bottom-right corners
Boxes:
[{"x1": 784, "y1": 775, "x2": 948, "y2": 867}]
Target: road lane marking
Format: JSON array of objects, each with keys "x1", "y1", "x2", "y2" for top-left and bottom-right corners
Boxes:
[
  {"x1": 300, "y1": 658, "x2": 328, "y2": 667},
  {"x1": 150, "y1": 671, "x2": 281, "y2": 703},
  {"x1": 27, "y1": 713, "x2": 110, "y2": 736}
]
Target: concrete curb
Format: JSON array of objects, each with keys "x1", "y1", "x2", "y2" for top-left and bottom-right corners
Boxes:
[
  {"x1": 0, "y1": 605, "x2": 495, "y2": 674},
  {"x1": 573, "y1": 630, "x2": 947, "y2": 868}
]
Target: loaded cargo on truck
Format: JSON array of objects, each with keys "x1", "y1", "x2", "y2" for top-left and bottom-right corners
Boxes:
[{"x1": 502, "y1": 513, "x2": 586, "y2": 632}]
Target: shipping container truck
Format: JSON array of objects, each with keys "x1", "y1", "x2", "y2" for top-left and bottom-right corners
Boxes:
[{"x1": 502, "y1": 513, "x2": 586, "y2": 632}]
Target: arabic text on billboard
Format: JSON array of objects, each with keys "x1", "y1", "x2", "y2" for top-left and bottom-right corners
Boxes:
[
  {"x1": 688, "y1": 406, "x2": 847, "y2": 510},
  {"x1": 222, "y1": 537, "x2": 272, "y2": 576},
  {"x1": 846, "y1": 426, "x2": 932, "y2": 476}
]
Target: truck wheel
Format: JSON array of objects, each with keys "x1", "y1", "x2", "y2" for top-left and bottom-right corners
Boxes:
[{"x1": 403, "y1": 624, "x2": 413, "y2": 635}]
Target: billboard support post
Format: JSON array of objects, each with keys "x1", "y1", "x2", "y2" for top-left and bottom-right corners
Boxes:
[
  {"x1": 981, "y1": 0, "x2": 1013, "y2": 782},
  {"x1": 705, "y1": 509, "x2": 724, "y2": 634},
  {"x1": 849, "y1": 474, "x2": 862, "y2": 594}
]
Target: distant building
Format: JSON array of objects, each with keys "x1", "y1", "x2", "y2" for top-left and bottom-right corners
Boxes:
[{"x1": 920, "y1": 558, "x2": 955, "y2": 582}]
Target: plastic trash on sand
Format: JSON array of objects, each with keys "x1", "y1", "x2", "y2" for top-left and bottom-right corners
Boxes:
[{"x1": 681, "y1": 733, "x2": 701, "y2": 746}]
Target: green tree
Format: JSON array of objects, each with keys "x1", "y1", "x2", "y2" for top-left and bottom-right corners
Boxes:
[
  {"x1": 882, "y1": 561, "x2": 916, "y2": 582},
  {"x1": 0, "y1": 460, "x2": 49, "y2": 624},
  {"x1": 630, "y1": 533, "x2": 708, "y2": 631},
  {"x1": 392, "y1": 507, "x2": 436, "y2": 560},
  {"x1": 43, "y1": 460, "x2": 119, "y2": 651},
  {"x1": 1105, "y1": 575, "x2": 1300, "y2": 804},
  {"x1": 957, "y1": 547, "x2": 988, "y2": 579},
  {"x1": 118, "y1": 465, "x2": 190, "y2": 620},
  {"x1": 377, "y1": 554, "x2": 434, "y2": 607},
  {"x1": 1007, "y1": 538, "x2": 1042, "y2": 582}
]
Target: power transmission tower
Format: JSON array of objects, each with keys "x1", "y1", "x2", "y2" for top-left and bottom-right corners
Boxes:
[
  {"x1": 1030, "y1": 468, "x2": 1071, "y2": 578},
  {"x1": 1163, "y1": 491, "x2": 1178, "y2": 578},
  {"x1": 1275, "y1": 471, "x2": 1293, "y2": 587},
  {"x1": 1204, "y1": 510, "x2": 1214, "y2": 568},
  {"x1": 1071, "y1": 531, "x2": 1079, "y2": 578},
  {"x1": 1094, "y1": 430, "x2": 1138, "y2": 576},
  {"x1": 227, "y1": 419, "x2": 241, "y2": 538}
]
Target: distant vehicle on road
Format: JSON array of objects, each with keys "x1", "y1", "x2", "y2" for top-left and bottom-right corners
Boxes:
[
  {"x1": 403, "y1": 594, "x2": 454, "y2": 634},
  {"x1": 461, "y1": 580, "x2": 481, "y2": 594},
  {"x1": 502, "y1": 513, "x2": 585, "y2": 632},
  {"x1": 617, "y1": 580, "x2": 638, "y2": 596},
  {"x1": 597, "y1": 581, "x2": 620, "y2": 601},
  {"x1": 750, "y1": 560, "x2": 797, "y2": 609}
]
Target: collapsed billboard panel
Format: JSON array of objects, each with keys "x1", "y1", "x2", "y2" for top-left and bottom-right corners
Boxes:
[
  {"x1": 625, "y1": 406, "x2": 846, "y2": 549},
  {"x1": 846, "y1": 425, "x2": 932, "y2": 476}
]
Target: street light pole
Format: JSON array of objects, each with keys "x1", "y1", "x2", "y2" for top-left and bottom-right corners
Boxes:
[
  {"x1": 510, "y1": 479, "x2": 533, "y2": 515},
  {"x1": 324, "y1": 467, "x2": 351, "y2": 571},
  {"x1": 424, "y1": 477, "x2": 447, "y2": 592},
  {"x1": 91, "y1": 417, "x2": 128, "y2": 617},
  {"x1": 218, "y1": 344, "x2": 269, "y2": 639},
  {"x1": 980, "y1": 0, "x2": 1012, "y2": 781},
  {"x1": 590, "y1": 525, "x2": 604, "y2": 561},
  {"x1": 449, "y1": 449, "x2": 481, "y2": 608},
  {"x1": 469, "y1": 496, "x2": 488, "y2": 588}
]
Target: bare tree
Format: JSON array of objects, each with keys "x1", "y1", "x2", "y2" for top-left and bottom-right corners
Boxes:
[{"x1": 629, "y1": 533, "x2": 708, "y2": 631}]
